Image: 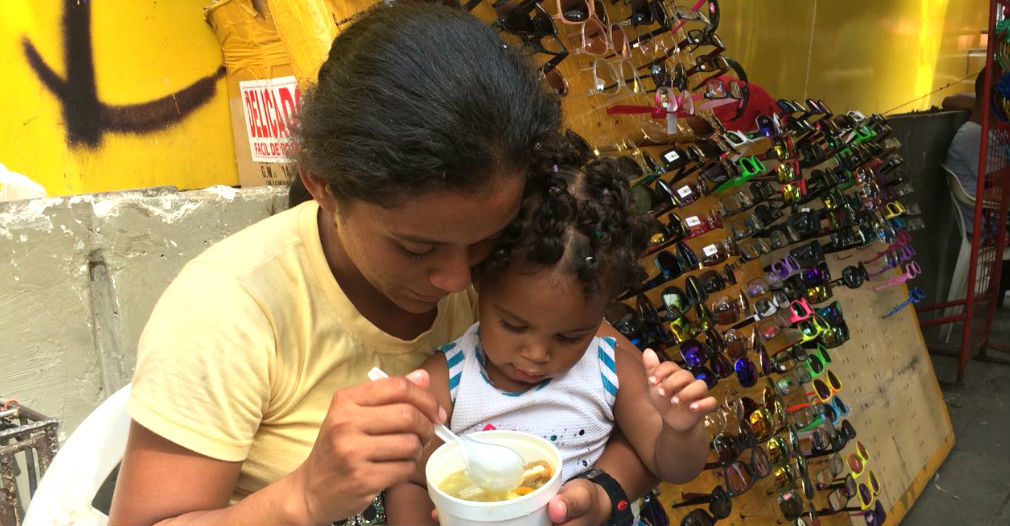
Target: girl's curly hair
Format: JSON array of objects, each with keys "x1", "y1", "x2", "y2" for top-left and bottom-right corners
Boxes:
[{"x1": 478, "y1": 130, "x2": 651, "y2": 298}]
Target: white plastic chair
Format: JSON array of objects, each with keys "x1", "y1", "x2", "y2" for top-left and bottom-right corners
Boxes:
[
  {"x1": 23, "y1": 385, "x2": 131, "y2": 526},
  {"x1": 941, "y1": 166, "x2": 974, "y2": 342}
]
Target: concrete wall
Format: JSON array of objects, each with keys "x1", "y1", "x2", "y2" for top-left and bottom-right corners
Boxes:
[{"x1": 1, "y1": 186, "x2": 287, "y2": 440}]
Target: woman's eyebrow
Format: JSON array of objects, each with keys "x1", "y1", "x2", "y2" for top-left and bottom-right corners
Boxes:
[
  {"x1": 393, "y1": 226, "x2": 509, "y2": 246},
  {"x1": 391, "y1": 232, "x2": 444, "y2": 245}
]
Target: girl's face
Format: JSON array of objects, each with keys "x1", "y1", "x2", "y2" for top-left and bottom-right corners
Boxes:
[
  {"x1": 477, "y1": 267, "x2": 609, "y2": 392},
  {"x1": 331, "y1": 175, "x2": 525, "y2": 314}
]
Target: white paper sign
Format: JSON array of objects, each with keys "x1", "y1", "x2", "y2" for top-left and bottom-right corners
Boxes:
[
  {"x1": 703, "y1": 244, "x2": 719, "y2": 257},
  {"x1": 239, "y1": 75, "x2": 300, "y2": 163},
  {"x1": 685, "y1": 216, "x2": 702, "y2": 227},
  {"x1": 677, "y1": 185, "x2": 693, "y2": 198}
]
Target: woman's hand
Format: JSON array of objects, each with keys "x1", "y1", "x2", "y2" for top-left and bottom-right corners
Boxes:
[
  {"x1": 290, "y1": 370, "x2": 445, "y2": 524},
  {"x1": 641, "y1": 349, "x2": 717, "y2": 433}
]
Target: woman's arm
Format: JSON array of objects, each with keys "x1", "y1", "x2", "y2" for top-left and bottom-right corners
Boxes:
[
  {"x1": 385, "y1": 352, "x2": 454, "y2": 526},
  {"x1": 108, "y1": 422, "x2": 302, "y2": 525},
  {"x1": 109, "y1": 372, "x2": 444, "y2": 526}
]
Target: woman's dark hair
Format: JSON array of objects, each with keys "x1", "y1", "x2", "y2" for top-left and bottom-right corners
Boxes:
[
  {"x1": 294, "y1": 2, "x2": 560, "y2": 207},
  {"x1": 478, "y1": 131, "x2": 651, "y2": 298}
]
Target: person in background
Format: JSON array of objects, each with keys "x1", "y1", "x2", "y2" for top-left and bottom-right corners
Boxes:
[
  {"x1": 942, "y1": 68, "x2": 1010, "y2": 308},
  {"x1": 943, "y1": 68, "x2": 986, "y2": 235},
  {"x1": 108, "y1": 4, "x2": 657, "y2": 526}
]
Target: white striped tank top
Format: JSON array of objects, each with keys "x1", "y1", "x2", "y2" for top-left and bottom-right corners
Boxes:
[{"x1": 438, "y1": 323, "x2": 619, "y2": 481}]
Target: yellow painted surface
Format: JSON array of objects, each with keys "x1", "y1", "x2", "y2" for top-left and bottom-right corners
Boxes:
[
  {"x1": 716, "y1": 0, "x2": 988, "y2": 114},
  {"x1": 0, "y1": 1, "x2": 989, "y2": 195},
  {"x1": 0, "y1": 0, "x2": 238, "y2": 196}
]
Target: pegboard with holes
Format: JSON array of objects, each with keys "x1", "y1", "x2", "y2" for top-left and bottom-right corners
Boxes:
[{"x1": 602, "y1": 137, "x2": 953, "y2": 526}]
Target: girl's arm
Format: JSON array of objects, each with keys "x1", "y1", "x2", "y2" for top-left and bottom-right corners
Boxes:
[
  {"x1": 612, "y1": 341, "x2": 715, "y2": 483},
  {"x1": 384, "y1": 353, "x2": 455, "y2": 526},
  {"x1": 546, "y1": 324, "x2": 660, "y2": 526},
  {"x1": 592, "y1": 323, "x2": 665, "y2": 495}
]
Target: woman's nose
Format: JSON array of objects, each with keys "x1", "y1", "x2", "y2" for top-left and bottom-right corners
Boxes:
[{"x1": 428, "y1": 248, "x2": 472, "y2": 293}]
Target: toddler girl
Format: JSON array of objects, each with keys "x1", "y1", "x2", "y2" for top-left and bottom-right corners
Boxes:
[{"x1": 386, "y1": 132, "x2": 717, "y2": 524}]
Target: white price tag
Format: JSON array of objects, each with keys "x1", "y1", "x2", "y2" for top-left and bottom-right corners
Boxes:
[
  {"x1": 666, "y1": 114, "x2": 677, "y2": 135},
  {"x1": 663, "y1": 150, "x2": 680, "y2": 163},
  {"x1": 685, "y1": 216, "x2": 702, "y2": 227},
  {"x1": 703, "y1": 244, "x2": 719, "y2": 257},
  {"x1": 677, "y1": 185, "x2": 693, "y2": 198}
]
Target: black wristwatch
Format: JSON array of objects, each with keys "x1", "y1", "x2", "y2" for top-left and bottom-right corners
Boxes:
[{"x1": 572, "y1": 468, "x2": 633, "y2": 526}]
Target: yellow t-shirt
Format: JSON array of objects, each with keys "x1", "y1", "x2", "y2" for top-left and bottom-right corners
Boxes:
[{"x1": 128, "y1": 201, "x2": 478, "y2": 503}]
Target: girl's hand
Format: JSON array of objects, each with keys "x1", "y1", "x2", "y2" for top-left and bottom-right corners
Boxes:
[{"x1": 641, "y1": 348, "x2": 718, "y2": 433}]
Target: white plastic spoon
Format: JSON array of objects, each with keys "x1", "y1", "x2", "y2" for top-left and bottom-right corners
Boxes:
[{"x1": 367, "y1": 367, "x2": 525, "y2": 492}]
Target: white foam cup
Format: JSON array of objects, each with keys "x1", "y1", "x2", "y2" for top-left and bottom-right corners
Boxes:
[{"x1": 426, "y1": 430, "x2": 562, "y2": 526}]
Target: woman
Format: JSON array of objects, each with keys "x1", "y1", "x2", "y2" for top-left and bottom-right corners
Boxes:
[{"x1": 109, "y1": 4, "x2": 654, "y2": 525}]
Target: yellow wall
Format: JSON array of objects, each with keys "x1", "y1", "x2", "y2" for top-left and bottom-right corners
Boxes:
[
  {"x1": 0, "y1": 1, "x2": 990, "y2": 196},
  {"x1": 0, "y1": 0, "x2": 238, "y2": 196},
  {"x1": 717, "y1": 0, "x2": 988, "y2": 115}
]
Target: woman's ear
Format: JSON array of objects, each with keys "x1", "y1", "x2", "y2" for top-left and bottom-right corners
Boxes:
[{"x1": 298, "y1": 166, "x2": 338, "y2": 213}]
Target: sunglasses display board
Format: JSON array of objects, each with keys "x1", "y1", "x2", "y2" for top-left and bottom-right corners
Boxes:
[{"x1": 479, "y1": 1, "x2": 956, "y2": 525}]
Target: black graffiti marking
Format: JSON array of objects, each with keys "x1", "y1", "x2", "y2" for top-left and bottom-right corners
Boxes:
[{"x1": 21, "y1": 0, "x2": 226, "y2": 148}]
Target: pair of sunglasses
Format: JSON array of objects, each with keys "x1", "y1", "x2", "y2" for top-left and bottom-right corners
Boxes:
[
  {"x1": 669, "y1": 0, "x2": 720, "y2": 37},
  {"x1": 671, "y1": 485, "x2": 731, "y2": 526},
  {"x1": 871, "y1": 261, "x2": 921, "y2": 291},
  {"x1": 669, "y1": 303, "x2": 715, "y2": 344},
  {"x1": 553, "y1": 0, "x2": 612, "y2": 55},
  {"x1": 721, "y1": 447, "x2": 772, "y2": 497},
  {"x1": 802, "y1": 263, "x2": 869, "y2": 290},
  {"x1": 700, "y1": 265, "x2": 736, "y2": 294},
  {"x1": 690, "y1": 347, "x2": 761, "y2": 390},
  {"x1": 658, "y1": 285, "x2": 701, "y2": 321},
  {"x1": 868, "y1": 244, "x2": 916, "y2": 276},
  {"x1": 726, "y1": 204, "x2": 782, "y2": 241},
  {"x1": 630, "y1": 244, "x2": 699, "y2": 295},
  {"x1": 805, "y1": 369, "x2": 843, "y2": 403},
  {"x1": 645, "y1": 213, "x2": 689, "y2": 253},
  {"x1": 774, "y1": 344, "x2": 833, "y2": 382},
  {"x1": 493, "y1": 0, "x2": 569, "y2": 95}
]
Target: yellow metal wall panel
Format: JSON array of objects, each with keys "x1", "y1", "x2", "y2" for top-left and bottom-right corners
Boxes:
[
  {"x1": 928, "y1": 0, "x2": 990, "y2": 108},
  {"x1": 715, "y1": 0, "x2": 987, "y2": 115},
  {"x1": 0, "y1": 0, "x2": 238, "y2": 196},
  {"x1": 716, "y1": 1, "x2": 817, "y2": 104}
]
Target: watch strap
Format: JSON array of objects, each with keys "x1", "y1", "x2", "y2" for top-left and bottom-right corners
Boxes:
[{"x1": 572, "y1": 468, "x2": 634, "y2": 526}]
